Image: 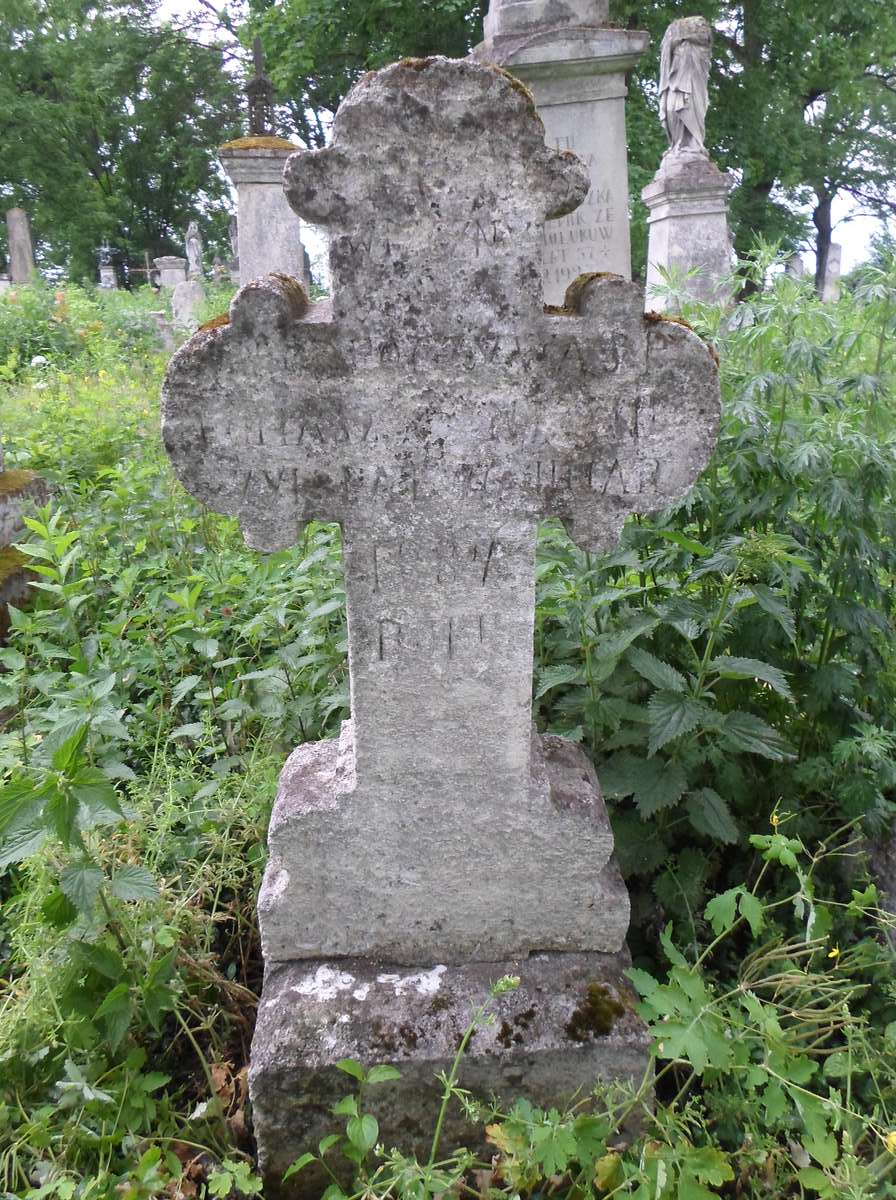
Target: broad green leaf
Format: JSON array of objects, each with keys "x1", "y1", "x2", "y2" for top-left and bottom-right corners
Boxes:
[
  {"x1": 647, "y1": 692, "x2": 709, "y2": 754},
  {"x1": 676, "y1": 1173, "x2": 717, "y2": 1200},
  {"x1": 51, "y1": 721, "x2": 90, "y2": 772},
  {"x1": 282, "y1": 1153, "x2": 316, "y2": 1182},
  {"x1": 346, "y1": 1113, "x2": 378, "y2": 1153},
  {"x1": 332, "y1": 1095, "x2": 358, "y2": 1116},
  {"x1": 41, "y1": 888, "x2": 78, "y2": 928},
  {"x1": 74, "y1": 942, "x2": 124, "y2": 980},
  {"x1": 656, "y1": 530, "x2": 711, "y2": 557},
  {"x1": 738, "y1": 891, "x2": 764, "y2": 936},
  {"x1": 751, "y1": 584, "x2": 796, "y2": 643},
  {"x1": 71, "y1": 767, "x2": 123, "y2": 820},
  {"x1": 704, "y1": 888, "x2": 739, "y2": 936},
  {"x1": 192, "y1": 637, "x2": 219, "y2": 659},
  {"x1": 94, "y1": 982, "x2": 132, "y2": 1050},
  {"x1": 59, "y1": 861, "x2": 104, "y2": 913},
  {"x1": 686, "y1": 788, "x2": 739, "y2": 844},
  {"x1": 721, "y1": 711, "x2": 795, "y2": 761},
  {"x1": 334, "y1": 1058, "x2": 366, "y2": 1081},
  {"x1": 109, "y1": 864, "x2": 159, "y2": 902},
  {"x1": 604, "y1": 755, "x2": 688, "y2": 818},
  {"x1": 171, "y1": 674, "x2": 202, "y2": 705},
  {"x1": 366, "y1": 1064, "x2": 401, "y2": 1085},
  {"x1": 687, "y1": 1146, "x2": 734, "y2": 1186},
  {"x1": 318, "y1": 1134, "x2": 341, "y2": 1156},
  {"x1": 709, "y1": 656, "x2": 794, "y2": 702},
  {"x1": 797, "y1": 1167, "x2": 833, "y2": 1194},
  {"x1": 534, "y1": 663, "x2": 582, "y2": 699},
  {"x1": 628, "y1": 647, "x2": 687, "y2": 694}
]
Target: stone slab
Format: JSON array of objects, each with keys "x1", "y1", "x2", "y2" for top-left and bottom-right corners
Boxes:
[
  {"x1": 259, "y1": 724, "x2": 630, "y2": 964},
  {"x1": 250, "y1": 949, "x2": 650, "y2": 1199},
  {"x1": 171, "y1": 278, "x2": 205, "y2": 331}
]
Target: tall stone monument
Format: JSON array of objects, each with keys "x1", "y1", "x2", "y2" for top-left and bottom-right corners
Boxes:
[
  {"x1": 6, "y1": 208, "x2": 36, "y2": 283},
  {"x1": 473, "y1": 0, "x2": 648, "y2": 304},
  {"x1": 219, "y1": 39, "x2": 311, "y2": 291},
  {"x1": 641, "y1": 17, "x2": 732, "y2": 311},
  {"x1": 162, "y1": 58, "x2": 721, "y2": 1194}
]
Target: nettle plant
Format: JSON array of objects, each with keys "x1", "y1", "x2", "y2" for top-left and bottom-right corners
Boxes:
[
  {"x1": 282, "y1": 833, "x2": 896, "y2": 1200},
  {"x1": 534, "y1": 249, "x2": 896, "y2": 943}
]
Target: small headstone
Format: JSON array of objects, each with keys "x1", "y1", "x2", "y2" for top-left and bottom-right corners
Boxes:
[
  {"x1": 163, "y1": 58, "x2": 721, "y2": 1191},
  {"x1": 785, "y1": 254, "x2": 806, "y2": 279},
  {"x1": 474, "y1": 0, "x2": 648, "y2": 303},
  {"x1": 821, "y1": 243, "x2": 842, "y2": 303},
  {"x1": 153, "y1": 255, "x2": 187, "y2": 289},
  {"x1": 641, "y1": 17, "x2": 733, "y2": 311},
  {"x1": 6, "y1": 208, "x2": 36, "y2": 283}
]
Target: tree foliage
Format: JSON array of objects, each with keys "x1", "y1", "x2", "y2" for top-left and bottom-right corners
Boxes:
[
  {"x1": 0, "y1": 0, "x2": 243, "y2": 279},
  {"x1": 616, "y1": 0, "x2": 896, "y2": 281}
]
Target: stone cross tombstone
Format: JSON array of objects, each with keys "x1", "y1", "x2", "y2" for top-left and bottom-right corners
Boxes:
[{"x1": 163, "y1": 57, "x2": 720, "y2": 1188}]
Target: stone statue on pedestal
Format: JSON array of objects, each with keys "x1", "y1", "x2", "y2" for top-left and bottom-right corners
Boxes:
[
  {"x1": 659, "y1": 16, "x2": 712, "y2": 157},
  {"x1": 185, "y1": 221, "x2": 203, "y2": 278}
]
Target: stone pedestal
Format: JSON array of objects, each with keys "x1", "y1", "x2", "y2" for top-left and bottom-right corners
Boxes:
[
  {"x1": 641, "y1": 151, "x2": 733, "y2": 311},
  {"x1": 218, "y1": 137, "x2": 311, "y2": 290},
  {"x1": 154, "y1": 256, "x2": 187, "y2": 290},
  {"x1": 0, "y1": 276, "x2": 11, "y2": 292},
  {"x1": 171, "y1": 278, "x2": 205, "y2": 330},
  {"x1": 99, "y1": 265, "x2": 117, "y2": 289},
  {"x1": 474, "y1": 0, "x2": 647, "y2": 303},
  {"x1": 251, "y1": 949, "x2": 649, "y2": 1200}
]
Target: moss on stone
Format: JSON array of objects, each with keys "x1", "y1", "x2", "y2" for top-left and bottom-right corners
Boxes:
[
  {"x1": 0, "y1": 468, "x2": 37, "y2": 497},
  {"x1": 489, "y1": 66, "x2": 538, "y2": 118},
  {"x1": 0, "y1": 545, "x2": 26, "y2": 584},
  {"x1": 219, "y1": 135, "x2": 297, "y2": 152},
  {"x1": 565, "y1": 982, "x2": 625, "y2": 1042},
  {"x1": 199, "y1": 312, "x2": 231, "y2": 332}
]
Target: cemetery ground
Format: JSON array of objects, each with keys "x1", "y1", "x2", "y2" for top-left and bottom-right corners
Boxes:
[{"x1": 1, "y1": 255, "x2": 896, "y2": 1199}]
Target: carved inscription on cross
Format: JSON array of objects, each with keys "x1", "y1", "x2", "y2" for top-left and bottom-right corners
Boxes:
[{"x1": 162, "y1": 58, "x2": 720, "y2": 964}]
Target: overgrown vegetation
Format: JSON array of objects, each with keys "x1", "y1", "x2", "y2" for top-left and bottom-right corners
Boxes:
[{"x1": 1, "y1": 260, "x2": 896, "y2": 1198}]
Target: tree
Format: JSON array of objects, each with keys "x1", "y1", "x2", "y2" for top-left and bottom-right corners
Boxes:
[
  {"x1": 614, "y1": 0, "x2": 896, "y2": 287},
  {"x1": 0, "y1": 0, "x2": 243, "y2": 280},
  {"x1": 250, "y1": 0, "x2": 484, "y2": 149}
]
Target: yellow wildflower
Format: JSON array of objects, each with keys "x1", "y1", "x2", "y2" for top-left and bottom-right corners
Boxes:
[
  {"x1": 827, "y1": 945, "x2": 840, "y2": 962},
  {"x1": 884, "y1": 1132, "x2": 896, "y2": 1154},
  {"x1": 770, "y1": 812, "x2": 780, "y2": 829}
]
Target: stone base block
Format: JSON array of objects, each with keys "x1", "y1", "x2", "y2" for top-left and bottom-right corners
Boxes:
[
  {"x1": 250, "y1": 950, "x2": 650, "y2": 1199},
  {"x1": 259, "y1": 725, "x2": 631, "y2": 964}
]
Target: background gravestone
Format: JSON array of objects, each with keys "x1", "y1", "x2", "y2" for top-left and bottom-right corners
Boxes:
[
  {"x1": 0, "y1": 445, "x2": 46, "y2": 637},
  {"x1": 6, "y1": 208, "x2": 36, "y2": 283},
  {"x1": 473, "y1": 0, "x2": 648, "y2": 303},
  {"x1": 162, "y1": 57, "x2": 721, "y2": 1194}
]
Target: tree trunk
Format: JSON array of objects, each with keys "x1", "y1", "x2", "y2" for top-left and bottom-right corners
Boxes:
[{"x1": 813, "y1": 189, "x2": 833, "y2": 296}]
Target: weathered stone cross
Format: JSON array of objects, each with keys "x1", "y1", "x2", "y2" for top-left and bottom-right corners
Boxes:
[{"x1": 163, "y1": 57, "x2": 719, "y2": 967}]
